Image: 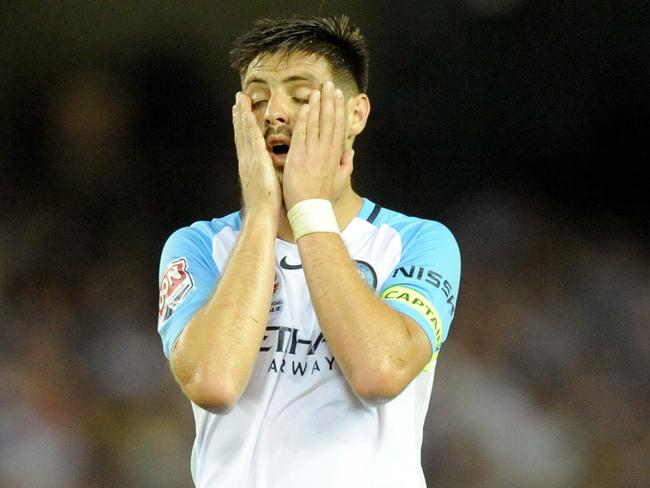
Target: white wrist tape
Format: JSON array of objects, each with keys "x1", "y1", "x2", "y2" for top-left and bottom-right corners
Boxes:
[{"x1": 287, "y1": 199, "x2": 340, "y2": 241}]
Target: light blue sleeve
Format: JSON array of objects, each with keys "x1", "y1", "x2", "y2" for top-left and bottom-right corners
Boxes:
[
  {"x1": 379, "y1": 221, "x2": 461, "y2": 355},
  {"x1": 157, "y1": 224, "x2": 220, "y2": 359}
]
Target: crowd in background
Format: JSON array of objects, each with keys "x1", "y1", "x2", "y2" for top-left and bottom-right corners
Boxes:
[
  {"x1": 1, "y1": 70, "x2": 647, "y2": 486},
  {"x1": 2, "y1": 2, "x2": 648, "y2": 486}
]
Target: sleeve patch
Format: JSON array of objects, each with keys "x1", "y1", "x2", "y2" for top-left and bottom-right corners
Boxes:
[
  {"x1": 381, "y1": 284, "x2": 443, "y2": 352},
  {"x1": 159, "y1": 257, "x2": 194, "y2": 322}
]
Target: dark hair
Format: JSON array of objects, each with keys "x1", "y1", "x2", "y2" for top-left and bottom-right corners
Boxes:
[{"x1": 230, "y1": 15, "x2": 369, "y2": 93}]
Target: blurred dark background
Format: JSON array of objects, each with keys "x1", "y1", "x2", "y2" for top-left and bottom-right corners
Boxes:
[{"x1": 1, "y1": 1, "x2": 648, "y2": 487}]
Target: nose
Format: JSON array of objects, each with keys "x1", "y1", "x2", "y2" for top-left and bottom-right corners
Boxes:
[{"x1": 264, "y1": 94, "x2": 291, "y2": 128}]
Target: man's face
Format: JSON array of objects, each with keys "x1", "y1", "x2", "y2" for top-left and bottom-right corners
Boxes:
[{"x1": 242, "y1": 51, "x2": 348, "y2": 175}]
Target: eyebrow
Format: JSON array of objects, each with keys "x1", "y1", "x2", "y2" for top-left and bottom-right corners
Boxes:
[{"x1": 245, "y1": 74, "x2": 318, "y2": 88}]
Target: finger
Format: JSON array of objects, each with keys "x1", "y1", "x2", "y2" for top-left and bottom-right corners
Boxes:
[
  {"x1": 237, "y1": 91, "x2": 252, "y2": 112},
  {"x1": 306, "y1": 88, "x2": 321, "y2": 151},
  {"x1": 236, "y1": 94, "x2": 260, "y2": 146},
  {"x1": 232, "y1": 103, "x2": 239, "y2": 141},
  {"x1": 340, "y1": 148, "x2": 354, "y2": 176},
  {"x1": 236, "y1": 93, "x2": 254, "y2": 149},
  {"x1": 233, "y1": 93, "x2": 244, "y2": 148},
  {"x1": 234, "y1": 93, "x2": 252, "y2": 134},
  {"x1": 334, "y1": 148, "x2": 354, "y2": 196},
  {"x1": 331, "y1": 87, "x2": 346, "y2": 152},
  {"x1": 242, "y1": 111, "x2": 268, "y2": 157},
  {"x1": 319, "y1": 81, "x2": 335, "y2": 146},
  {"x1": 234, "y1": 92, "x2": 267, "y2": 160},
  {"x1": 292, "y1": 101, "x2": 310, "y2": 152}
]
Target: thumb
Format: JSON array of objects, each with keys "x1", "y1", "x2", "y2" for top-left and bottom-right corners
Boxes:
[{"x1": 340, "y1": 149, "x2": 354, "y2": 177}]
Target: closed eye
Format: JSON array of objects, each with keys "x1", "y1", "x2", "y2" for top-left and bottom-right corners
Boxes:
[{"x1": 252, "y1": 100, "x2": 268, "y2": 110}]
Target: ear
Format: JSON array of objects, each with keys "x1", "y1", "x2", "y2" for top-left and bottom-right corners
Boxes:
[{"x1": 346, "y1": 93, "x2": 371, "y2": 138}]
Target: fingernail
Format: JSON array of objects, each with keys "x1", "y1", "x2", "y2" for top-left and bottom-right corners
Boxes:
[
  {"x1": 335, "y1": 88, "x2": 343, "y2": 98},
  {"x1": 325, "y1": 80, "x2": 334, "y2": 90},
  {"x1": 314, "y1": 90, "x2": 321, "y2": 100}
]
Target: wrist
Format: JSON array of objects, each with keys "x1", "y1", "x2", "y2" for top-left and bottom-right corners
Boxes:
[
  {"x1": 243, "y1": 206, "x2": 280, "y2": 230},
  {"x1": 287, "y1": 199, "x2": 340, "y2": 241}
]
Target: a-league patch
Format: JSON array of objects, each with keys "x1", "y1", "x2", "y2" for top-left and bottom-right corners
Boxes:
[
  {"x1": 270, "y1": 272, "x2": 283, "y2": 313},
  {"x1": 273, "y1": 272, "x2": 281, "y2": 295},
  {"x1": 159, "y1": 257, "x2": 194, "y2": 322}
]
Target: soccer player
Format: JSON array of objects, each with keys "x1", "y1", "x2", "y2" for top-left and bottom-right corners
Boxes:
[{"x1": 157, "y1": 15, "x2": 461, "y2": 488}]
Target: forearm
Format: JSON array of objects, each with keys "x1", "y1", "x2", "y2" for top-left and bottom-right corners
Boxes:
[
  {"x1": 297, "y1": 233, "x2": 431, "y2": 402},
  {"x1": 172, "y1": 210, "x2": 277, "y2": 411}
]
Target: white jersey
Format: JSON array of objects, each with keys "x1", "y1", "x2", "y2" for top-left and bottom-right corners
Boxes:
[{"x1": 157, "y1": 198, "x2": 461, "y2": 488}]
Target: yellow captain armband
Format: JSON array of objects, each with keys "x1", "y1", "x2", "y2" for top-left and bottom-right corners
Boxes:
[
  {"x1": 422, "y1": 351, "x2": 439, "y2": 372},
  {"x1": 381, "y1": 285, "x2": 444, "y2": 364}
]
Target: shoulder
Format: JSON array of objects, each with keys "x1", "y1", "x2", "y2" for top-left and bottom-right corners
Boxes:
[
  {"x1": 163, "y1": 211, "x2": 242, "y2": 249},
  {"x1": 159, "y1": 211, "x2": 242, "y2": 271},
  {"x1": 368, "y1": 201, "x2": 460, "y2": 256}
]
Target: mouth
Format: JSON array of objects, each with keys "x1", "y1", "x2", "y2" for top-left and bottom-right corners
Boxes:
[
  {"x1": 272, "y1": 144, "x2": 289, "y2": 155},
  {"x1": 266, "y1": 136, "x2": 291, "y2": 167}
]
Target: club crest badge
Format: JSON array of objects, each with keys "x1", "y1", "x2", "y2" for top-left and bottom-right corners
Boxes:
[
  {"x1": 354, "y1": 260, "x2": 377, "y2": 290},
  {"x1": 159, "y1": 258, "x2": 194, "y2": 322}
]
